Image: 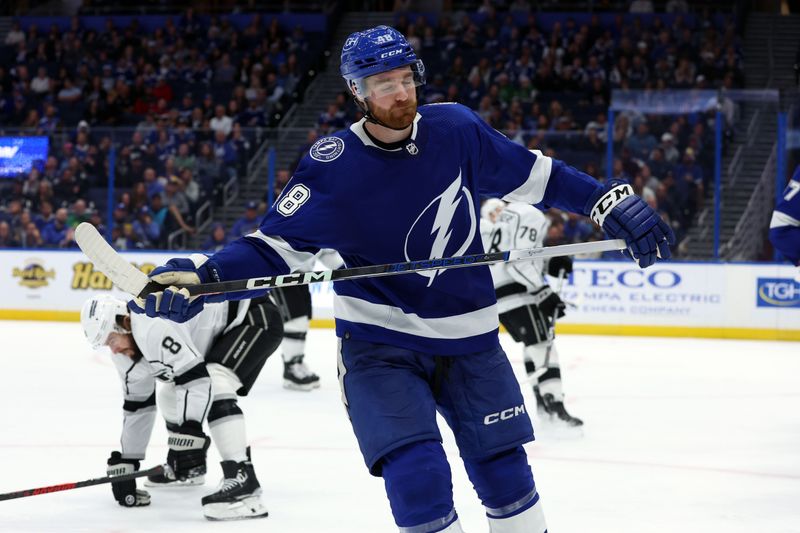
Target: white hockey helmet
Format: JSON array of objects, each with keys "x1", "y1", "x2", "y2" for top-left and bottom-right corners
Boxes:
[{"x1": 80, "y1": 295, "x2": 130, "y2": 349}]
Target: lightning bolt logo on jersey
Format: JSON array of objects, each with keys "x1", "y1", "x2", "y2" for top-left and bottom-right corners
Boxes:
[{"x1": 405, "y1": 171, "x2": 476, "y2": 286}]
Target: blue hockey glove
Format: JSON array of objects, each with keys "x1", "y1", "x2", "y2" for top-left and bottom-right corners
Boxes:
[
  {"x1": 587, "y1": 180, "x2": 675, "y2": 268},
  {"x1": 128, "y1": 254, "x2": 222, "y2": 323}
]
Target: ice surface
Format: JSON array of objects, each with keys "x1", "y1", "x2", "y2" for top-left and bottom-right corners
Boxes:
[{"x1": 0, "y1": 321, "x2": 798, "y2": 532}]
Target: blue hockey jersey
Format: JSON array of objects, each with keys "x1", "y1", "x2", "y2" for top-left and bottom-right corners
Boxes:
[
  {"x1": 211, "y1": 103, "x2": 602, "y2": 354},
  {"x1": 769, "y1": 166, "x2": 800, "y2": 264}
]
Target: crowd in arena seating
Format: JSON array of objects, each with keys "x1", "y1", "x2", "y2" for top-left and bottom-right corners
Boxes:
[
  {"x1": 0, "y1": 11, "x2": 323, "y2": 249},
  {"x1": 395, "y1": 11, "x2": 742, "y2": 246},
  {"x1": 0, "y1": 9, "x2": 743, "y2": 254},
  {"x1": 296, "y1": 11, "x2": 742, "y2": 251}
]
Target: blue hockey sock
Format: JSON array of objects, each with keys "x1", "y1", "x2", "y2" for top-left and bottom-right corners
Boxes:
[
  {"x1": 381, "y1": 440, "x2": 457, "y2": 529},
  {"x1": 463, "y1": 446, "x2": 538, "y2": 518}
]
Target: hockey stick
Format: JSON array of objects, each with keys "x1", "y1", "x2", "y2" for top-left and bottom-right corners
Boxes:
[
  {"x1": 0, "y1": 465, "x2": 165, "y2": 502},
  {"x1": 75, "y1": 222, "x2": 625, "y2": 298}
]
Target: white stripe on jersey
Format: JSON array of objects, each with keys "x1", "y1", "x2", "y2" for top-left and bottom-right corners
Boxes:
[
  {"x1": 770, "y1": 210, "x2": 800, "y2": 228},
  {"x1": 334, "y1": 294, "x2": 499, "y2": 339},
  {"x1": 246, "y1": 230, "x2": 317, "y2": 271},
  {"x1": 502, "y1": 150, "x2": 553, "y2": 205}
]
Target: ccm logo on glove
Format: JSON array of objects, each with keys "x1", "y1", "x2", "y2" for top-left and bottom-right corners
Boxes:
[{"x1": 590, "y1": 183, "x2": 634, "y2": 226}]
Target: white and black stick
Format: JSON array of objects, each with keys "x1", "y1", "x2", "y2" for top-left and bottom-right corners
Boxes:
[
  {"x1": 75, "y1": 223, "x2": 625, "y2": 299},
  {"x1": 0, "y1": 465, "x2": 165, "y2": 502}
]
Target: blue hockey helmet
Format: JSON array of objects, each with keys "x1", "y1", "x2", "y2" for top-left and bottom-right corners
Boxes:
[{"x1": 340, "y1": 25, "x2": 425, "y2": 99}]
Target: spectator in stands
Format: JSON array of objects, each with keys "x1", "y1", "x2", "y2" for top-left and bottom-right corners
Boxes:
[
  {"x1": 132, "y1": 206, "x2": 161, "y2": 248},
  {"x1": 666, "y1": 0, "x2": 689, "y2": 12},
  {"x1": 57, "y1": 78, "x2": 83, "y2": 104},
  {"x1": 230, "y1": 200, "x2": 260, "y2": 237},
  {"x1": 626, "y1": 122, "x2": 658, "y2": 161},
  {"x1": 42, "y1": 207, "x2": 75, "y2": 248},
  {"x1": 164, "y1": 176, "x2": 195, "y2": 235},
  {"x1": 0, "y1": 221, "x2": 19, "y2": 248},
  {"x1": 659, "y1": 133, "x2": 680, "y2": 164},
  {"x1": 203, "y1": 222, "x2": 230, "y2": 252},
  {"x1": 21, "y1": 221, "x2": 43, "y2": 248},
  {"x1": 318, "y1": 103, "x2": 346, "y2": 132},
  {"x1": 210, "y1": 104, "x2": 233, "y2": 136},
  {"x1": 180, "y1": 168, "x2": 200, "y2": 205},
  {"x1": 1, "y1": 200, "x2": 22, "y2": 228},
  {"x1": 212, "y1": 130, "x2": 238, "y2": 177},
  {"x1": 30, "y1": 67, "x2": 51, "y2": 96},
  {"x1": 4, "y1": 21, "x2": 25, "y2": 46},
  {"x1": 67, "y1": 199, "x2": 91, "y2": 228},
  {"x1": 174, "y1": 143, "x2": 197, "y2": 173},
  {"x1": 34, "y1": 201, "x2": 54, "y2": 231}
]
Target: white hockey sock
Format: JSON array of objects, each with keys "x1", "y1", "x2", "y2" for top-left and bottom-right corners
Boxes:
[
  {"x1": 524, "y1": 343, "x2": 564, "y2": 401},
  {"x1": 209, "y1": 415, "x2": 248, "y2": 463},
  {"x1": 281, "y1": 317, "x2": 309, "y2": 363},
  {"x1": 439, "y1": 519, "x2": 465, "y2": 532},
  {"x1": 281, "y1": 337, "x2": 305, "y2": 362},
  {"x1": 487, "y1": 499, "x2": 547, "y2": 533}
]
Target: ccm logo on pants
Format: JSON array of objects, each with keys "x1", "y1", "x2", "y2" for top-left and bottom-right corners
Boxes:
[{"x1": 483, "y1": 404, "x2": 526, "y2": 425}]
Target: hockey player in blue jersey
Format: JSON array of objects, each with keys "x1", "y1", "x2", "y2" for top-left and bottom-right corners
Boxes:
[
  {"x1": 770, "y1": 165, "x2": 800, "y2": 278},
  {"x1": 131, "y1": 26, "x2": 674, "y2": 532}
]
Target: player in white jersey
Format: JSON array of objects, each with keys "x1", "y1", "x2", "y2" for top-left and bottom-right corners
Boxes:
[
  {"x1": 80, "y1": 288, "x2": 283, "y2": 520},
  {"x1": 480, "y1": 199, "x2": 583, "y2": 428},
  {"x1": 270, "y1": 249, "x2": 343, "y2": 390}
]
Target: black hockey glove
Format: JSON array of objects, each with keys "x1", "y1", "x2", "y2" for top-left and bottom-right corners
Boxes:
[
  {"x1": 106, "y1": 451, "x2": 150, "y2": 507},
  {"x1": 531, "y1": 286, "x2": 566, "y2": 321},
  {"x1": 167, "y1": 421, "x2": 210, "y2": 480},
  {"x1": 547, "y1": 256, "x2": 573, "y2": 277}
]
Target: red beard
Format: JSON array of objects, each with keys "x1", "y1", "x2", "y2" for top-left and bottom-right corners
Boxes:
[{"x1": 371, "y1": 101, "x2": 417, "y2": 129}]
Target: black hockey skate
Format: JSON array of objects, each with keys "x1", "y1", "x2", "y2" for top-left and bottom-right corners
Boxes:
[
  {"x1": 283, "y1": 355, "x2": 321, "y2": 391},
  {"x1": 202, "y1": 460, "x2": 268, "y2": 520},
  {"x1": 534, "y1": 386, "x2": 583, "y2": 427}
]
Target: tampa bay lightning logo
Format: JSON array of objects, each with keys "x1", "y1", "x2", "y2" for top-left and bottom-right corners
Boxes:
[
  {"x1": 310, "y1": 137, "x2": 345, "y2": 162},
  {"x1": 404, "y1": 170, "x2": 476, "y2": 287}
]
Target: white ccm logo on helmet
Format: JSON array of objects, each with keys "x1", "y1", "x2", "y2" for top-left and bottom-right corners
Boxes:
[
  {"x1": 380, "y1": 49, "x2": 403, "y2": 59},
  {"x1": 484, "y1": 404, "x2": 526, "y2": 425}
]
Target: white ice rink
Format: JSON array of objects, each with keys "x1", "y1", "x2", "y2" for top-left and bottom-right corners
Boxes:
[{"x1": 0, "y1": 320, "x2": 798, "y2": 533}]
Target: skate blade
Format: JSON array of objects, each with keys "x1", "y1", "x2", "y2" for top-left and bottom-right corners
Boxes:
[
  {"x1": 144, "y1": 475, "x2": 205, "y2": 488},
  {"x1": 203, "y1": 497, "x2": 269, "y2": 521},
  {"x1": 282, "y1": 380, "x2": 321, "y2": 392}
]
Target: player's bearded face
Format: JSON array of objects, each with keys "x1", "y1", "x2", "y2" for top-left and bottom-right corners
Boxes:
[
  {"x1": 107, "y1": 332, "x2": 136, "y2": 358},
  {"x1": 364, "y1": 67, "x2": 418, "y2": 129}
]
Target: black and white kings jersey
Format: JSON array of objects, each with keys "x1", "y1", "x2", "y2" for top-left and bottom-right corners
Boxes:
[
  {"x1": 480, "y1": 203, "x2": 550, "y2": 314},
  {"x1": 110, "y1": 301, "x2": 250, "y2": 460}
]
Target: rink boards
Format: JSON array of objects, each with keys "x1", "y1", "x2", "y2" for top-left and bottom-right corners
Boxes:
[{"x1": 0, "y1": 249, "x2": 798, "y2": 340}]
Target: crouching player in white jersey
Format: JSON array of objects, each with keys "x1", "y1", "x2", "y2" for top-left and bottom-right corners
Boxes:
[
  {"x1": 769, "y1": 166, "x2": 800, "y2": 280},
  {"x1": 131, "y1": 26, "x2": 674, "y2": 533},
  {"x1": 480, "y1": 199, "x2": 583, "y2": 429},
  {"x1": 80, "y1": 287, "x2": 282, "y2": 520},
  {"x1": 271, "y1": 249, "x2": 343, "y2": 390}
]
